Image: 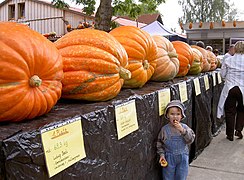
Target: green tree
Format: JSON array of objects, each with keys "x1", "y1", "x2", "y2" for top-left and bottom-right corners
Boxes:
[
  {"x1": 52, "y1": 0, "x2": 165, "y2": 32},
  {"x1": 178, "y1": 0, "x2": 237, "y2": 23}
]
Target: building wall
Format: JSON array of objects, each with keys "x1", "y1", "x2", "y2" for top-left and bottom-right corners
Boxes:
[{"x1": 0, "y1": 0, "x2": 94, "y2": 36}]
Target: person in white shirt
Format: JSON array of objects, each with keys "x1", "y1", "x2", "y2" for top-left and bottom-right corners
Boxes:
[
  {"x1": 217, "y1": 41, "x2": 244, "y2": 141},
  {"x1": 222, "y1": 45, "x2": 235, "y2": 63}
]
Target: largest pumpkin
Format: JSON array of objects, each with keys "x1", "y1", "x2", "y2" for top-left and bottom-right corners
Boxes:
[
  {"x1": 55, "y1": 29, "x2": 131, "y2": 101},
  {"x1": 0, "y1": 22, "x2": 63, "y2": 122},
  {"x1": 110, "y1": 26, "x2": 158, "y2": 88}
]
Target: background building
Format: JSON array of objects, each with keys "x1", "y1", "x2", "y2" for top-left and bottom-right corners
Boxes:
[
  {"x1": 0, "y1": 0, "x2": 94, "y2": 36},
  {"x1": 183, "y1": 21, "x2": 244, "y2": 54}
]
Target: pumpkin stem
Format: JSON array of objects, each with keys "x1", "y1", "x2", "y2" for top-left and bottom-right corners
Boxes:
[
  {"x1": 168, "y1": 52, "x2": 178, "y2": 58},
  {"x1": 143, "y1": 60, "x2": 149, "y2": 70},
  {"x1": 29, "y1": 75, "x2": 42, "y2": 87},
  {"x1": 119, "y1": 67, "x2": 131, "y2": 80}
]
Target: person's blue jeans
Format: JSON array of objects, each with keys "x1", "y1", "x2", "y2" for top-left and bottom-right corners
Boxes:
[{"x1": 162, "y1": 153, "x2": 189, "y2": 180}]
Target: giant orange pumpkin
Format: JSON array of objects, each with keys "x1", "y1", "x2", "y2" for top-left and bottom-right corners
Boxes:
[
  {"x1": 172, "y1": 41, "x2": 194, "y2": 77},
  {"x1": 110, "y1": 26, "x2": 157, "y2": 88},
  {"x1": 55, "y1": 29, "x2": 131, "y2": 101},
  {"x1": 191, "y1": 45, "x2": 211, "y2": 72},
  {"x1": 151, "y1": 36, "x2": 179, "y2": 81},
  {"x1": 0, "y1": 22, "x2": 63, "y2": 122}
]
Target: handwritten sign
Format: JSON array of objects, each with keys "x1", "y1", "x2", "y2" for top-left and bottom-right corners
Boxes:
[
  {"x1": 212, "y1": 72, "x2": 216, "y2": 86},
  {"x1": 204, "y1": 75, "x2": 210, "y2": 90},
  {"x1": 178, "y1": 81, "x2": 188, "y2": 102},
  {"x1": 193, "y1": 78, "x2": 201, "y2": 96},
  {"x1": 158, "y1": 88, "x2": 171, "y2": 116},
  {"x1": 41, "y1": 117, "x2": 86, "y2": 178},
  {"x1": 217, "y1": 72, "x2": 222, "y2": 84},
  {"x1": 115, "y1": 100, "x2": 139, "y2": 140}
]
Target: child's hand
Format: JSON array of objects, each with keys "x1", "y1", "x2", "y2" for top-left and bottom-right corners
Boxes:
[
  {"x1": 159, "y1": 156, "x2": 168, "y2": 167},
  {"x1": 173, "y1": 120, "x2": 185, "y2": 134}
]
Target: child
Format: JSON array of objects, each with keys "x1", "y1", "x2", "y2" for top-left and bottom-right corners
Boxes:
[{"x1": 156, "y1": 100, "x2": 195, "y2": 180}]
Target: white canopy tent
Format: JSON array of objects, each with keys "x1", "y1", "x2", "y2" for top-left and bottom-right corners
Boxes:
[
  {"x1": 141, "y1": 21, "x2": 176, "y2": 36},
  {"x1": 141, "y1": 21, "x2": 187, "y2": 42}
]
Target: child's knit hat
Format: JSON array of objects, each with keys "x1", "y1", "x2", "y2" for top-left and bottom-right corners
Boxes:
[{"x1": 164, "y1": 100, "x2": 186, "y2": 119}]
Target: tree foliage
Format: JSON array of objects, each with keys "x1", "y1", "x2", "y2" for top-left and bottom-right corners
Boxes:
[
  {"x1": 52, "y1": 0, "x2": 165, "y2": 31},
  {"x1": 178, "y1": 0, "x2": 237, "y2": 23}
]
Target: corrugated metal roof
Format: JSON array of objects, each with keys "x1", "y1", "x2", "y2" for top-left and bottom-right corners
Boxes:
[{"x1": 112, "y1": 16, "x2": 147, "y2": 28}]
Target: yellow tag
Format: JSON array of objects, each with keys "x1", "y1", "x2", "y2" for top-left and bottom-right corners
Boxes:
[
  {"x1": 204, "y1": 75, "x2": 210, "y2": 90},
  {"x1": 212, "y1": 72, "x2": 216, "y2": 86},
  {"x1": 115, "y1": 100, "x2": 139, "y2": 140},
  {"x1": 158, "y1": 88, "x2": 171, "y2": 116},
  {"x1": 178, "y1": 81, "x2": 188, "y2": 102},
  {"x1": 193, "y1": 78, "x2": 201, "y2": 96},
  {"x1": 217, "y1": 72, "x2": 222, "y2": 84},
  {"x1": 41, "y1": 117, "x2": 86, "y2": 178}
]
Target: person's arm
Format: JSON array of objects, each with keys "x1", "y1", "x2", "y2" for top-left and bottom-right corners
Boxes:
[
  {"x1": 220, "y1": 59, "x2": 228, "y2": 79},
  {"x1": 156, "y1": 127, "x2": 166, "y2": 159},
  {"x1": 181, "y1": 125, "x2": 195, "y2": 145}
]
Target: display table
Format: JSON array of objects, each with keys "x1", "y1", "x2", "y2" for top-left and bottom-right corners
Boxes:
[{"x1": 0, "y1": 70, "x2": 224, "y2": 180}]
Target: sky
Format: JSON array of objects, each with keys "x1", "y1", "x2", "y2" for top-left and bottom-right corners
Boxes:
[
  {"x1": 1, "y1": 0, "x2": 244, "y2": 33},
  {"x1": 159, "y1": 0, "x2": 244, "y2": 33}
]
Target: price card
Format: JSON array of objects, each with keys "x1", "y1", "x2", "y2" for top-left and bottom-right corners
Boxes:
[
  {"x1": 41, "y1": 117, "x2": 86, "y2": 178},
  {"x1": 212, "y1": 72, "x2": 216, "y2": 86},
  {"x1": 204, "y1": 75, "x2": 210, "y2": 90},
  {"x1": 217, "y1": 72, "x2": 222, "y2": 84},
  {"x1": 158, "y1": 88, "x2": 171, "y2": 116},
  {"x1": 178, "y1": 81, "x2": 188, "y2": 102},
  {"x1": 115, "y1": 100, "x2": 139, "y2": 140},
  {"x1": 193, "y1": 78, "x2": 201, "y2": 96}
]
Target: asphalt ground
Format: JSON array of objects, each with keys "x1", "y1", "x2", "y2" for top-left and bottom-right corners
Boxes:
[{"x1": 187, "y1": 124, "x2": 244, "y2": 180}]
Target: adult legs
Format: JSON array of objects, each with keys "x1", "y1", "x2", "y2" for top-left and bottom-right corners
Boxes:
[{"x1": 224, "y1": 86, "x2": 240, "y2": 137}]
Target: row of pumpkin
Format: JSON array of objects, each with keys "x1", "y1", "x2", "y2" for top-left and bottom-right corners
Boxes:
[{"x1": 0, "y1": 22, "x2": 219, "y2": 122}]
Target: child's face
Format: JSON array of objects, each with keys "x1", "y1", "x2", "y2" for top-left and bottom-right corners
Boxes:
[{"x1": 167, "y1": 107, "x2": 183, "y2": 124}]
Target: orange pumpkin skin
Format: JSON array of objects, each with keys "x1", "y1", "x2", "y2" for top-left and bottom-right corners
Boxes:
[
  {"x1": 109, "y1": 26, "x2": 157, "y2": 88},
  {"x1": 0, "y1": 22, "x2": 63, "y2": 122},
  {"x1": 151, "y1": 36, "x2": 179, "y2": 81},
  {"x1": 172, "y1": 41, "x2": 194, "y2": 77},
  {"x1": 188, "y1": 47, "x2": 203, "y2": 75},
  {"x1": 191, "y1": 45, "x2": 211, "y2": 72},
  {"x1": 207, "y1": 51, "x2": 218, "y2": 71},
  {"x1": 55, "y1": 29, "x2": 130, "y2": 101}
]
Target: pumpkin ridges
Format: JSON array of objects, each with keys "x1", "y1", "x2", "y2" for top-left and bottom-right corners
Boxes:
[
  {"x1": 59, "y1": 45, "x2": 121, "y2": 66},
  {"x1": 0, "y1": 42, "x2": 30, "y2": 76},
  {"x1": 110, "y1": 26, "x2": 158, "y2": 88},
  {"x1": 123, "y1": 69, "x2": 148, "y2": 88},
  {"x1": 62, "y1": 79, "x2": 123, "y2": 101},
  {"x1": 191, "y1": 45, "x2": 210, "y2": 72},
  {"x1": 62, "y1": 57, "x2": 119, "y2": 73},
  {"x1": 109, "y1": 27, "x2": 149, "y2": 52},
  {"x1": 0, "y1": 83, "x2": 28, "y2": 112},
  {"x1": 56, "y1": 29, "x2": 128, "y2": 67},
  {"x1": 151, "y1": 36, "x2": 179, "y2": 81},
  {"x1": 188, "y1": 47, "x2": 203, "y2": 75},
  {"x1": 0, "y1": 61, "x2": 28, "y2": 80},
  {"x1": 172, "y1": 41, "x2": 194, "y2": 77},
  {"x1": 62, "y1": 73, "x2": 120, "y2": 94},
  {"x1": 0, "y1": 88, "x2": 33, "y2": 121},
  {"x1": 111, "y1": 36, "x2": 146, "y2": 57},
  {"x1": 25, "y1": 89, "x2": 43, "y2": 119}
]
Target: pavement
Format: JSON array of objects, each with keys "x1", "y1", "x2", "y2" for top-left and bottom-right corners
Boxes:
[{"x1": 187, "y1": 124, "x2": 244, "y2": 180}]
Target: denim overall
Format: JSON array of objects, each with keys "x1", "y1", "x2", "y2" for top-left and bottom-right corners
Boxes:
[{"x1": 162, "y1": 124, "x2": 189, "y2": 180}]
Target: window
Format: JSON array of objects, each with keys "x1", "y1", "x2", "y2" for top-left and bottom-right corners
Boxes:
[
  {"x1": 8, "y1": 4, "x2": 15, "y2": 20},
  {"x1": 18, "y1": 3, "x2": 25, "y2": 19}
]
